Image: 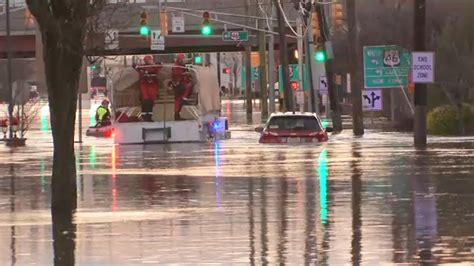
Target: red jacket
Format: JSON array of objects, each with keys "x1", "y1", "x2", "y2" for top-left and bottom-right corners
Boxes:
[
  {"x1": 135, "y1": 64, "x2": 162, "y2": 100},
  {"x1": 172, "y1": 63, "x2": 190, "y2": 84}
]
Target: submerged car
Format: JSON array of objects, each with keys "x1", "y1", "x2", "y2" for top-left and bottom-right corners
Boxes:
[{"x1": 256, "y1": 112, "x2": 331, "y2": 144}]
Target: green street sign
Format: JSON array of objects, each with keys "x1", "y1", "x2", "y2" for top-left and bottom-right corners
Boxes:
[
  {"x1": 222, "y1": 31, "x2": 249, "y2": 42},
  {"x1": 363, "y1": 45, "x2": 411, "y2": 89}
]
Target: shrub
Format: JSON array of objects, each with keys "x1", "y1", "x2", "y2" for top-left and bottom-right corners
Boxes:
[{"x1": 427, "y1": 104, "x2": 474, "y2": 135}]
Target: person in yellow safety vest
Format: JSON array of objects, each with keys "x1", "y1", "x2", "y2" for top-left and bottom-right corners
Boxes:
[{"x1": 95, "y1": 99, "x2": 111, "y2": 127}]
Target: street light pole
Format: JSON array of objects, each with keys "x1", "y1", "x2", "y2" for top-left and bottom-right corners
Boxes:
[
  {"x1": 6, "y1": 0, "x2": 14, "y2": 139},
  {"x1": 274, "y1": 0, "x2": 293, "y2": 112},
  {"x1": 414, "y1": 0, "x2": 427, "y2": 147}
]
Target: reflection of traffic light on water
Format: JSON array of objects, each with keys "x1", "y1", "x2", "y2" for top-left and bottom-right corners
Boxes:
[
  {"x1": 89, "y1": 146, "x2": 97, "y2": 169},
  {"x1": 40, "y1": 105, "x2": 50, "y2": 131},
  {"x1": 40, "y1": 159, "x2": 46, "y2": 193},
  {"x1": 318, "y1": 149, "x2": 328, "y2": 224}
]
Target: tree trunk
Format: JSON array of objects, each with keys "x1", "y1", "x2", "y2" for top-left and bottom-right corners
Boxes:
[{"x1": 41, "y1": 24, "x2": 84, "y2": 266}]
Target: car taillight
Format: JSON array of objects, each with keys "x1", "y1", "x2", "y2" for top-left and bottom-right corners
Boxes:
[
  {"x1": 309, "y1": 131, "x2": 327, "y2": 142},
  {"x1": 263, "y1": 131, "x2": 278, "y2": 136}
]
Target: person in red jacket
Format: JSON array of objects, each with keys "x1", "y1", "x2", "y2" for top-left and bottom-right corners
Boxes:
[
  {"x1": 171, "y1": 53, "x2": 193, "y2": 120},
  {"x1": 135, "y1": 55, "x2": 162, "y2": 122}
]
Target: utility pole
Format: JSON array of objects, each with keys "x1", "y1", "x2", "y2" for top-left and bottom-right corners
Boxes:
[
  {"x1": 346, "y1": 0, "x2": 364, "y2": 135},
  {"x1": 304, "y1": 3, "x2": 319, "y2": 114},
  {"x1": 267, "y1": 3, "x2": 276, "y2": 114},
  {"x1": 414, "y1": 0, "x2": 427, "y2": 147},
  {"x1": 296, "y1": 17, "x2": 304, "y2": 112},
  {"x1": 245, "y1": 0, "x2": 253, "y2": 121},
  {"x1": 217, "y1": 52, "x2": 222, "y2": 88},
  {"x1": 315, "y1": 2, "x2": 342, "y2": 131},
  {"x1": 6, "y1": 0, "x2": 14, "y2": 140},
  {"x1": 274, "y1": 0, "x2": 293, "y2": 112},
  {"x1": 258, "y1": 19, "x2": 269, "y2": 121}
]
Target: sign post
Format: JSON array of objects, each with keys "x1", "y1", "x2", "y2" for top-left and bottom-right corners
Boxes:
[
  {"x1": 151, "y1": 30, "x2": 165, "y2": 51},
  {"x1": 363, "y1": 45, "x2": 411, "y2": 89},
  {"x1": 411, "y1": 52, "x2": 434, "y2": 84}
]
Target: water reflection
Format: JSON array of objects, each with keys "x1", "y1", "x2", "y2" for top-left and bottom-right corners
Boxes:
[
  {"x1": 10, "y1": 165, "x2": 16, "y2": 266},
  {"x1": 412, "y1": 150, "x2": 438, "y2": 264},
  {"x1": 351, "y1": 143, "x2": 363, "y2": 265},
  {"x1": 0, "y1": 123, "x2": 473, "y2": 264},
  {"x1": 318, "y1": 149, "x2": 328, "y2": 225},
  {"x1": 304, "y1": 151, "x2": 317, "y2": 265},
  {"x1": 52, "y1": 208, "x2": 76, "y2": 266},
  {"x1": 259, "y1": 177, "x2": 269, "y2": 265}
]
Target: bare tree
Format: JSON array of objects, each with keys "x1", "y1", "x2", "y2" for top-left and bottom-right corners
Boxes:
[{"x1": 25, "y1": 1, "x2": 105, "y2": 264}]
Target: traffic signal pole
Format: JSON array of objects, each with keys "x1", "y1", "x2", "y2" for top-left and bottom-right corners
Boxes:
[
  {"x1": 274, "y1": 0, "x2": 293, "y2": 112},
  {"x1": 245, "y1": 0, "x2": 253, "y2": 121},
  {"x1": 346, "y1": 0, "x2": 364, "y2": 136},
  {"x1": 5, "y1": 0, "x2": 14, "y2": 139},
  {"x1": 414, "y1": 0, "x2": 427, "y2": 147},
  {"x1": 315, "y1": 2, "x2": 342, "y2": 131},
  {"x1": 258, "y1": 19, "x2": 269, "y2": 121}
]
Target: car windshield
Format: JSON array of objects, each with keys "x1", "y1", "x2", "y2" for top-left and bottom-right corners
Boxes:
[{"x1": 267, "y1": 116, "x2": 322, "y2": 131}]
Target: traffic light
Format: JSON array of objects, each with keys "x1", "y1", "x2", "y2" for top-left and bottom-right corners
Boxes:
[
  {"x1": 311, "y1": 11, "x2": 321, "y2": 41},
  {"x1": 315, "y1": 49, "x2": 327, "y2": 62},
  {"x1": 290, "y1": 81, "x2": 299, "y2": 91},
  {"x1": 201, "y1": 11, "x2": 212, "y2": 36},
  {"x1": 332, "y1": 3, "x2": 344, "y2": 28},
  {"x1": 194, "y1": 55, "x2": 202, "y2": 64},
  {"x1": 293, "y1": 49, "x2": 299, "y2": 60},
  {"x1": 139, "y1": 11, "x2": 150, "y2": 37},
  {"x1": 223, "y1": 68, "x2": 230, "y2": 74},
  {"x1": 159, "y1": 10, "x2": 168, "y2": 36}
]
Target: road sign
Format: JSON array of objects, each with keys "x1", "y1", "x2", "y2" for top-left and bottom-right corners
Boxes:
[
  {"x1": 151, "y1": 30, "x2": 165, "y2": 51},
  {"x1": 412, "y1": 52, "x2": 434, "y2": 83},
  {"x1": 363, "y1": 45, "x2": 410, "y2": 89},
  {"x1": 222, "y1": 31, "x2": 249, "y2": 41},
  {"x1": 319, "y1": 76, "x2": 328, "y2": 92},
  {"x1": 105, "y1": 29, "x2": 119, "y2": 50},
  {"x1": 296, "y1": 91, "x2": 305, "y2": 105},
  {"x1": 362, "y1": 89, "x2": 382, "y2": 111},
  {"x1": 172, "y1": 16, "x2": 185, "y2": 33}
]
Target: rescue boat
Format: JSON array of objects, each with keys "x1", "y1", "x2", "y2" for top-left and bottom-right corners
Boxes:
[{"x1": 108, "y1": 59, "x2": 230, "y2": 144}]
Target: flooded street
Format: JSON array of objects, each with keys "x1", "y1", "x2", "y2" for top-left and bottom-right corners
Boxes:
[{"x1": 0, "y1": 101, "x2": 473, "y2": 265}]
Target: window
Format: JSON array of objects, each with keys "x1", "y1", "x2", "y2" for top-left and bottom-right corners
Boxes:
[{"x1": 267, "y1": 116, "x2": 322, "y2": 131}]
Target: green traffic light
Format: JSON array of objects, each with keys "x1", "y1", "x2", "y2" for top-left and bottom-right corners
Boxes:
[
  {"x1": 315, "y1": 51, "x2": 327, "y2": 62},
  {"x1": 194, "y1": 56, "x2": 202, "y2": 64},
  {"x1": 91, "y1": 65, "x2": 97, "y2": 70},
  {"x1": 201, "y1": 25, "x2": 212, "y2": 36},
  {"x1": 140, "y1": 26, "x2": 150, "y2": 36}
]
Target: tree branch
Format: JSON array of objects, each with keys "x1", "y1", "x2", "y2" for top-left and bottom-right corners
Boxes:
[{"x1": 26, "y1": 0, "x2": 53, "y2": 26}]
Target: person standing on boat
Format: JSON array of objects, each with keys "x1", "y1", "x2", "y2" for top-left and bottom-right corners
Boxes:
[
  {"x1": 135, "y1": 55, "x2": 162, "y2": 122},
  {"x1": 171, "y1": 53, "x2": 193, "y2": 120}
]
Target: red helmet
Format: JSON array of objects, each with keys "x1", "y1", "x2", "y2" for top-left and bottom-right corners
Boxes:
[
  {"x1": 144, "y1": 55, "x2": 154, "y2": 64},
  {"x1": 176, "y1": 53, "x2": 185, "y2": 63}
]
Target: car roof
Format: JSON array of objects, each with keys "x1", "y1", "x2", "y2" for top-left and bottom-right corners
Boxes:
[{"x1": 269, "y1": 112, "x2": 320, "y2": 118}]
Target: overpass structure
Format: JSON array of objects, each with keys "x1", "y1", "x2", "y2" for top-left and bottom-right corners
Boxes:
[{"x1": 0, "y1": 0, "x2": 299, "y2": 59}]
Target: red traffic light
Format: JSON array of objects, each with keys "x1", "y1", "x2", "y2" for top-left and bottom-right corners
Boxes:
[
  {"x1": 290, "y1": 81, "x2": 299, "y2": 91},
  {"x1": 223, "y1": 68, "x2": 230, "y2": 74}
]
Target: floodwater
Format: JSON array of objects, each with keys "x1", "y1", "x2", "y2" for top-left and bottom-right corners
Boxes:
[{"x1": 0, "y1": 100, "x2": 473, "y2": 265}]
